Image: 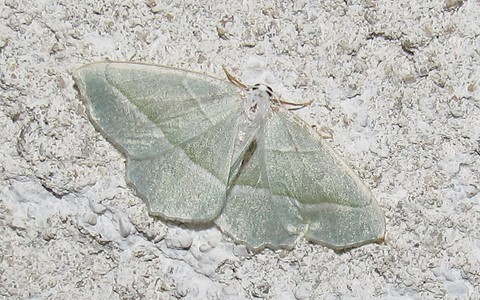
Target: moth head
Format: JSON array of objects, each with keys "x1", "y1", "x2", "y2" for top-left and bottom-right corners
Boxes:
[
  {"x1": 248, "y1": 83, "x2": 283, "y2": 111},
  {"x1": 251, "y1": 83, "x2": 274, "y2": 98}
]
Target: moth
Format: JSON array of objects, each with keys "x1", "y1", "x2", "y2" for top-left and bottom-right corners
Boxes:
[{"x1": 73, "y1": 62, "x2": 385, "y2": 250}]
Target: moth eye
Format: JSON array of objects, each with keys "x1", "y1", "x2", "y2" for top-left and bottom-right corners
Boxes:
[{"x1": 265, "y1": 85, "x2": 274, "y2": 97}]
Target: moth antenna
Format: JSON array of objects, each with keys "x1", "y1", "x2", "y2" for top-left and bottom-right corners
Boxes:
[
  {"x1": 222, "y1": 66, "x2": 248, "y2": 89},
  {"x1": 276, "y1": 97, "x2": 313, "y2": 110}
]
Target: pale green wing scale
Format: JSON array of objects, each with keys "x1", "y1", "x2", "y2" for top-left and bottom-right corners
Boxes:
[
  {"x1": 216, "y1": 110, "x2": 385, "y2": 250},
  {"x1": 73, "y1": 62, "x2": 385, "y2": 250},
  {"x1": 74, "y1": 63, "x2": 241, "y2": 222}
]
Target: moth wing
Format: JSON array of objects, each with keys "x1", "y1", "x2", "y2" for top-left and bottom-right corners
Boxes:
[
  {"x1": 217, "y1": 110, "x2": 385, "y2": 250},
  {"x1": 74, "y1": 62, "x2": 242, "y2": 222}
]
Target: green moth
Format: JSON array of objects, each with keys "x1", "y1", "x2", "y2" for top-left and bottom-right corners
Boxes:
[{"x1": 73, "y1": 62, "x2": 385, "y2": 250}]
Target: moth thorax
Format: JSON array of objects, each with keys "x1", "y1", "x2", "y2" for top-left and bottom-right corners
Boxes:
[{"x1": 243, "y1": 85, "x2": 272, "y2": 123}]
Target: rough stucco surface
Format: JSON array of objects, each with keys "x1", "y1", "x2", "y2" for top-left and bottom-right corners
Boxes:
[{"x1": 1, "y1": 1, "x2": 479, "y2": 299}]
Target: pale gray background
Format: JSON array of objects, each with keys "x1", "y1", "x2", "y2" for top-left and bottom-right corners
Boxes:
[{"x1": 1, "y1": 0, "x2": 479, "y2": 299}]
